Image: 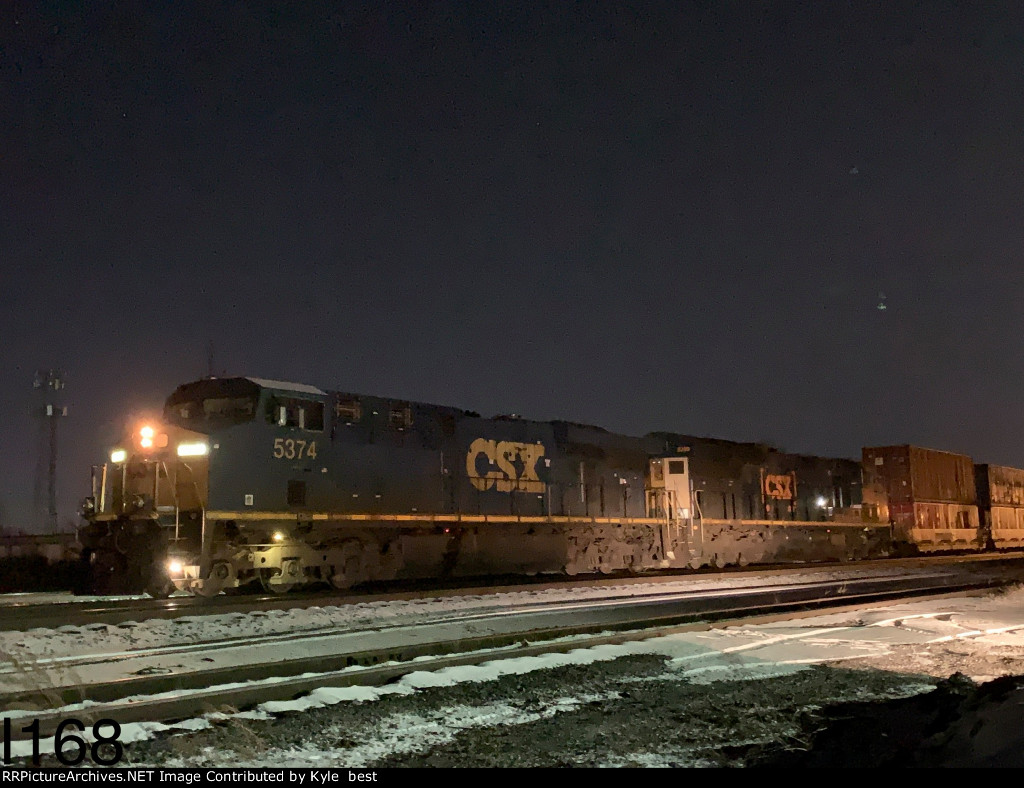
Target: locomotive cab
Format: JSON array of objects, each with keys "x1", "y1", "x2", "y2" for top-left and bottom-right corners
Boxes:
[
  {"x1": 78, "y1": 377, "x2": 335, "y2": 596},
  {"x1": 78, "y1": 417, "x2": 213, "y2": 596},
  {"x1": 77, "y1": 378, "x2": 264, "y2": 595}
]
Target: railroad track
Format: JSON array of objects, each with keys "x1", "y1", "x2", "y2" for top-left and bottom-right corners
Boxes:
[
  {"x1": 1, "y1": 551, "x2": 1023, "y2": 630},
  {"x1": 2, "y1": 559, "x2": 1023, "y2": 743}
]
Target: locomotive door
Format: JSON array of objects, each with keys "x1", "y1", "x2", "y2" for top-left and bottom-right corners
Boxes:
[
  {"x1": 440, "y1": 451, "x2": 455, "y2": 513},
  {"x1": 647, "y1": 457, "x2": 697, "y2": 565}
]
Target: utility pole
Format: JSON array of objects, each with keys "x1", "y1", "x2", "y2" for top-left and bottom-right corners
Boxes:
[{"x1": 33, "y1": 370, "x2": 67, "y2": 532}]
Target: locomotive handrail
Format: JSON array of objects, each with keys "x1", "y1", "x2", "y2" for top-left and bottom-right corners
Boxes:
[
  {"x1": 197, "y1": 510, "x2": 883, "y2": 528},
  {"x1": 700, "y1": 517, "x2": 879, "y2": 528},
  {"x1": 203, "y1": 510, "x2": 672, "y2": 526}
]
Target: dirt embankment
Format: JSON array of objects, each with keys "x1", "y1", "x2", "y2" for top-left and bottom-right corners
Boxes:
[{"x1": 750, "y1": 673, "x2": 1024, "y2": 767}]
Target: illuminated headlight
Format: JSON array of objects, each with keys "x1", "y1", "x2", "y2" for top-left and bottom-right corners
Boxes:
[
  {"x1": 110, "y1": 449, "x2": 127, "y2": 464},
  {"x1": 138, "y1": 425, "x2": 167, "y2": 450},
  {"x1": 166, "y1": 560, "x2": 183, "y2": 576},
  {"x1": 177, "y1": 442, "x2": 209, "y2": 457},
  {"x1": 816, "y1": 496, "x2": 828, "y2": 508},
  {"x1": 272, "y1": 531, "x2": 285, "y2": 542}
]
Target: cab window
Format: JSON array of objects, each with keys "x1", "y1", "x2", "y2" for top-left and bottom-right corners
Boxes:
[
  {"x1": 267, "y1": 397, "x2": 324, "y2": 431},
  {"x1": 167, "y1": 396, "x2": 256, "y2": 427}
]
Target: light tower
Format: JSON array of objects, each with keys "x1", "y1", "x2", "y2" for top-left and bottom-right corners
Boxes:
[{"x1": 33, "y1": 370, "x2": 67, "y2": 532}]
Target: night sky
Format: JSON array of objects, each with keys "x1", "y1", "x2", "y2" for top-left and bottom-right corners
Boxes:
[{"x1": 4, "y1": 1, "x2": 1024, "y2": 531}]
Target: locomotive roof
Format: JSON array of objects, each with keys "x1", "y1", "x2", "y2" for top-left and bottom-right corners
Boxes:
[{"x1": 245, "y1": 377, "x2": 326, "y2": 395}]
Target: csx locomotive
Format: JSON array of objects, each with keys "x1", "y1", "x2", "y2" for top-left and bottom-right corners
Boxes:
[{"x1": 79, "y1": 375, "x2": 1012, "y2": 597}]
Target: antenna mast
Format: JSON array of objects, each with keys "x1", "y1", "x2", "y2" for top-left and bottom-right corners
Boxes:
[{"x1": 33, "y1": 370, "x2": 67, "y2": 532}]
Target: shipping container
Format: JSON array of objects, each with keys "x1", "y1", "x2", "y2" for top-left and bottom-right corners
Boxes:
[
  {"x1": 863, "y1": 445, "x2": 976, "y2": 504},
  {"x1": 862, "y1": 445, "x2": 981, "y2": 551},
  {"x1": 974, "y1": 464, "x2": 1024, "y2": 548}
]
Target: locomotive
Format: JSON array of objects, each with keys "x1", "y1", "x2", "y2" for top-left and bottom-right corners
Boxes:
[{"x1": 78, "y1": 375, "x2": 1008, "y2": 597}]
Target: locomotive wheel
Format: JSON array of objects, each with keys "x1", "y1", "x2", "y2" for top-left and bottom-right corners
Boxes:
[
  {"x1": 260, "y1": 571, "x2": 295, "y2": 594},
  {"x1": 196, "y1": 560, "x2": 235, "y2": 597},
  {"x1": 329, "y1": 547, "x2": 365, "y2": 590},
  {"x1": 260, "y1": 560, "x2": 300, "y2": 594},
  {"x1": 146, "y1": 577, "x2": 176, "y2": 599}
]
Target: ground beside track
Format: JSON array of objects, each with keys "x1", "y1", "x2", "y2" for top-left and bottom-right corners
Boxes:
[
  {"x1": 14, "y1": 583, "x2": 1024, "y2": 768},
  {"x1": 3, "y1": 550, "x2": 1023, "y2": 631},
  {"x1": 107, "y1": 585, "x2": 1024, "y2": 768}
]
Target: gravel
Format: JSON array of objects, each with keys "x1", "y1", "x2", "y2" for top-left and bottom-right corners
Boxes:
[{"x1": 119, "y1": 655, "x2": 947, "y2": 768}]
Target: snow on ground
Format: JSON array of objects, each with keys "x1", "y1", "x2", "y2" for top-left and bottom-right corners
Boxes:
[
  {"x1": 11, "y1": 582, "x2": 1024, "y2": 766},
  {"x1": 0, "y1": 564, "x2": 968, "y2": 661}
]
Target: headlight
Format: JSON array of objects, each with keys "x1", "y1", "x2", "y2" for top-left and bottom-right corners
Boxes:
[
  {"x1": 177, "y1": 442, "x2": 209, "y2": 457},
  {"x1": 110, "y1": 449, "x2": 127, "y2": 464},
  {"x1": 166, "y1": 560, "x2": 183, "y2": 575},
  {"x1": 137, "y1": 425, "x2": 167, "y2": 450}
]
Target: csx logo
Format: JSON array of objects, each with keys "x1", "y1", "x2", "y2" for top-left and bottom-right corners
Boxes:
[
  {"x1": 467, "y1": 438, "x2": 545, "y2": 493},
  {"x1": 763, "y1": 473, "x2": 796, "y2": 500}
]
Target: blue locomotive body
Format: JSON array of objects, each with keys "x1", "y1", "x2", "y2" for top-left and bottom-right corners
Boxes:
[{"x1": 77, "y1": 376, "x2": 891, "y2": 595}]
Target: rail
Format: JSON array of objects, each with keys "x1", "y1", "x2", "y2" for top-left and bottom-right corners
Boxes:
[{"x1": 2, "y1": 561, "x2": 1019, "y2": 741}]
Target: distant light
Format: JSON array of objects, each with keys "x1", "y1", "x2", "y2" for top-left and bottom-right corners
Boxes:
[
  {"x1": 177, "y1": 442, "x2": 209, "y2": 457},
  {"x1": 167, "y1": 560, "x2": 183, "y2": 575},
  {"x1": 816, "y1": 496, "x2": 828, "y2": 508},
  {"x1": 272, "y1": 531, "x2": 285, "y2": 542},
  {"x1": 140, "y1": 426, "x2": 155, "y2": 439},
  {"x1": 140, "y1": 437, "x2": 153, "y2": 448},
  {"x1": 110, "y1": 449, "x2": 127, "y2": 464}
]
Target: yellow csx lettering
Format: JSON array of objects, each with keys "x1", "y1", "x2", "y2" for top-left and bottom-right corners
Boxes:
[
  {"x1": 763, "y1": 474, "x2": 794, "y2": 500},
  {"x1": 467, "y1": 438, "x2": 545, "y2": 493}
]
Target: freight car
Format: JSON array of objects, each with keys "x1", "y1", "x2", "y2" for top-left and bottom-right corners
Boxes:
[
  {"x1": 862, "y1": 445, "x2": 982, "y2": 552},
  {"x1": 975, "y1": 464, "x2": 1024, "y2": 550},
  {"x1": 76, "y1": 376, "x2": 896, "y2": 596}
]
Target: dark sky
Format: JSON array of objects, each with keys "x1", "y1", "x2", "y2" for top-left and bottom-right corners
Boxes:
[{"x1": 4, "y1": 1, "x2": 1024, "y2": 531}]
